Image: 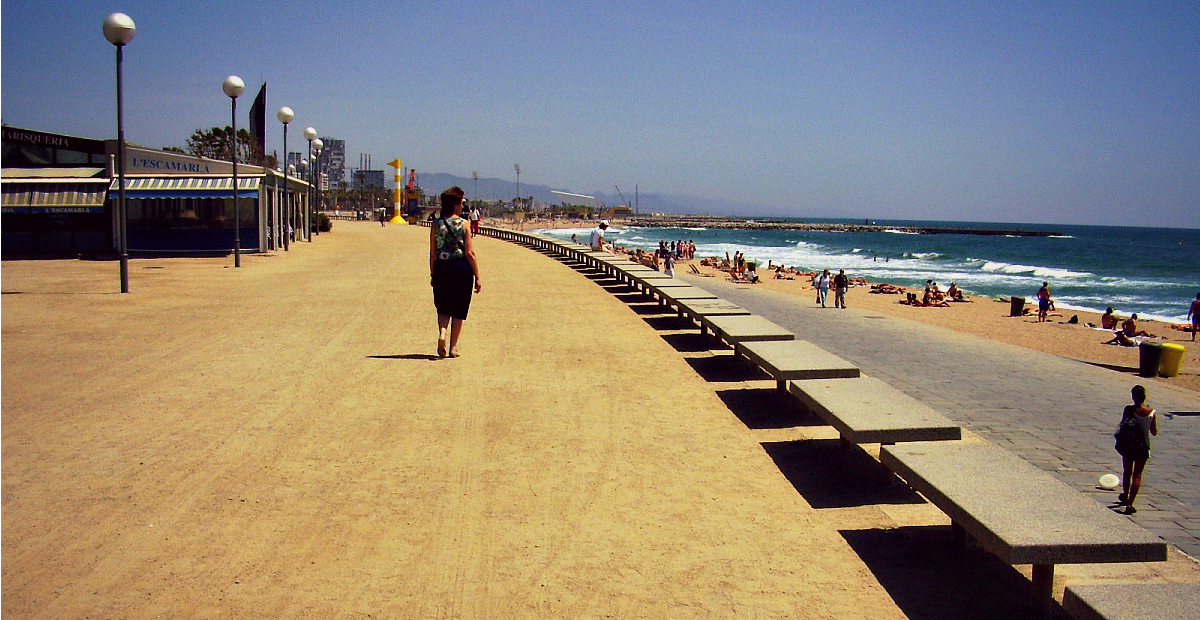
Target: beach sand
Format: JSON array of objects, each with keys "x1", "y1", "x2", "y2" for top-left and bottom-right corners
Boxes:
[
  {"x1": 691, "y1": 262, "x2": 1200, "y2": 394},
  {"x1": 3, "y1": 222, "x2": 1197, "y2": 619}
]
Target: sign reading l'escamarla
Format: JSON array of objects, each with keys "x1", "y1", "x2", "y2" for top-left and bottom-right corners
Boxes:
[{"x1": 124, "y1": 145, "x2": 236, "y2": 175}]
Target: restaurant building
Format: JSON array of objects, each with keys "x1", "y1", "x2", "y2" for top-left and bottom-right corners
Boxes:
[{"x1": 2, "y1": 125, "x2": 311, "y2": 257}]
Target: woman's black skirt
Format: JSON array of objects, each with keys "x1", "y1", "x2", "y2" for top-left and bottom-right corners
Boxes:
[{"x1": 432, "y1": 257, "x2": 474, "y2": 320}]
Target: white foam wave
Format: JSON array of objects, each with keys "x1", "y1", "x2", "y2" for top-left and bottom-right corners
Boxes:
[
  {"x1": 909, "y1": 252, "x2": 941, "y2": 259},
  {"x1": 981, "y1": 262, "x2": 1091, "y2": 279},
  {"x1": 682, "y1": 227, "x2": 707, "y2": 231},
  {"x1": 885, "y1": 229, "x2": 919, "y2": 235}
]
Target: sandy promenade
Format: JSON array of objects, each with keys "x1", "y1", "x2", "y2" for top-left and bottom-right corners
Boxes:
[{"x1": 3, "y1": 221, "x2": 1197, "y2": 619}]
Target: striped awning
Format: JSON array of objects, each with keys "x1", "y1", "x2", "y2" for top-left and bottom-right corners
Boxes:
[
  {"x1": 108, "y1": 176, "x2": 261, "y2": 199},
  {"x1": 1, "y1": 179, "x2": 110, "y2": 214}
]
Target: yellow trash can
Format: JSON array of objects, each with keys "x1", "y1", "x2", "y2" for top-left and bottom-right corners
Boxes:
[{"x1": 1159, "y1": 343, "x2": 1186, "y2": 378}]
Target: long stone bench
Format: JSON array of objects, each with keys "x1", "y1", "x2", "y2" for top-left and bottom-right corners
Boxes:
[
  {"x1": 676, "y1": 298, "x2": 751, "y2": 328},
  {"x1": 702, "y1": 314, "x2": 794, "y2": 347},
  {"x1": 1063, "y1": 583, "x2": 1200, "y2": 620},
  {"x1": 735, "y1": 340, "x2": 860, "y2": 392},
  {"x1": 787, "y1": 376, "x2": 960, "y2": 443},
  {"x1": 880, "y1": 442, "x2": 1168, "y2": 616}
]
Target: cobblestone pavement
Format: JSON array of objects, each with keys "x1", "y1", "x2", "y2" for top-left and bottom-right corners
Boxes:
[{"x1": 685, "y1": 276, "x2": 1200, "y2": 559}]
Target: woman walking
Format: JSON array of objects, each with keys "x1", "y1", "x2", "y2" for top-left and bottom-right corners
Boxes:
[
  {"x1": 429, "y1": 186, "x2": 482, "y2": 358},
  {"x1": 1114, "y1": 384, "x2": 1158, "y2": 514}
]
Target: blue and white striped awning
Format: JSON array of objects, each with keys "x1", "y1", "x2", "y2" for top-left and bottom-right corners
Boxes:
[{"x1": 109, "y1": 176, "x2": 261, "y2": 199}]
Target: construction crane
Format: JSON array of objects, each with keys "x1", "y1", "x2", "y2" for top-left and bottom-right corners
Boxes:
[{"x1": 614, "y1": 185, "x2": 628, "y2": 210}]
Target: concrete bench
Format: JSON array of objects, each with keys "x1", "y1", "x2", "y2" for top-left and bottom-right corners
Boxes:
[
  {"x1": 676, "y1": 298, "x2": 751, "y2": 327},
  {"x1": 1063, "y1": 583, "x2": 1200, "y2": 620},
  {"x1": 702, "y1": 314, "x2": 794, "y2": 346},
  {"x1": 787, "y1": 376, "x2": 960, "y2": 443},
  {"x1": 880, "y1": 442, "x2": 1168, "y2": 616},
  {"x1": 735, "y1": 340, "x2": 860, "y2": 392}
]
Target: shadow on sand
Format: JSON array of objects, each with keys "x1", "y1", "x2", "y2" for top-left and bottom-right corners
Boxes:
[
  {"x1": 761, "y1": 439, "x2": 924, "y2": 509},
  {"x1": 717, "y1": 386, "x2": 823, "y2": 429},
  {"x1": 840, "y1": 526, "x2": 1066, "y2": 619}
]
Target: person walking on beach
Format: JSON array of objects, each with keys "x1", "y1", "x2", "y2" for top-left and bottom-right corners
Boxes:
[
  {"x1": 429, "y1": 186, "x2": 482, "y2": 358},
  {"x1": 469, "y1": 204, "x2": 481, "y2": 234},
  {"x1": 816, "y1": 269, "x2": 831, "y2": 308},
  {"x1": 1036, "y1": 281, "x2": 1051, "y2": 322},
  {"x1": 1113, "y1": 385, "x2": 1157, "y2": 515},
  {"x1": 589, "y1": 220, "x2": 609, "y2": 252},
  {"x1": 1189, "y1": 293, "x2": 1200, "y2": 341},
  {"x1": 833, "y1": 269, "x2": 849, "y2": 309}
]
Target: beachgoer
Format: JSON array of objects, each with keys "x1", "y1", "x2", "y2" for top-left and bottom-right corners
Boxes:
[
  {"x1": 1104, "y1": 332, "x2": 1138, "y2": 347},
  {"x1": 663, "y1": 251, "x2": 675, "y2": 278},
  {"x1": 1101, "y1": 307, "x2": 1119, "y2": 330},
  {"x1": 1122, "y1": 314, "x2": 1151, "y2": 338},
  {"x1": 1036, "y1": 281, "x2": 1051, "y2": 322},
  {"x1": 429, "y1": 186, "x2": 482, "y2": 359},
  {"x1": 1113, "y1": 385, "x2": 1157, "y2": 515},
  {"x1": 469, "y1": 205, "x2": 481, "y2": 234},
  {"x1": 946, "y1": 282, "x2": 964, "y2": 301},
  {"x1": 571, "y1": 233, "x2": 578, "y2": 244},
  {"x1": 1189, "y1": 293, "x2": 1200, "y2": 342},
  {"x1": 746, "y1": 263, "x2": 759, "y2": 283},
  {"x1": 774, "y1": 266, "x2": 784, "y2": 280},
  {"x1": 833, "y1": 269, "x2": 849, "y2": 309},
  {"x1": 816, "y1": 269, "x2": 831, "y2": 307},
  {"x1": 589, "y1": 220, "x2": 609, "y2": 252}
]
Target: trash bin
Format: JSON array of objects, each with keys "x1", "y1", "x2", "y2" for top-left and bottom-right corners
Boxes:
[
  {"x1": 1160, "y1": 343, "x2": 1186, "y2": 378},
  {"x1": 1138, "y1": 341, "x2": 1165, "y2": 378},
  {"x1": 1009, "y1": 296, "x2": 1026, "y2": 317}
]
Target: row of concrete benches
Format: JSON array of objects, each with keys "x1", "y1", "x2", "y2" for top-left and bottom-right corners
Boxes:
[{"x1": 478, "y1": 226, "x2": 1181, "y2": 619}]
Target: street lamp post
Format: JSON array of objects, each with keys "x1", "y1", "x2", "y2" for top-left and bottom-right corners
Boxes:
[
  {"x1": 312, "y1": 138, "x2": 323, "y2": 236},
  {"x1": 223, "y1": 76, "x2": 245, "y2": 267},
  {"x1": 303, "y1": 127, "x2": 316, "y2": 242},
  {"x1": 514, "y1": 163, "x2": 521, "y2": 208},
  {"x1": 277, "y1": 107, "x2": 294, "y2": 251},
  {"x1": 287, "y1": 164, "x2": 297, "y2": 243},
  {"x1": 103, "y1": 13, "x2": 135, "y2": 293}
]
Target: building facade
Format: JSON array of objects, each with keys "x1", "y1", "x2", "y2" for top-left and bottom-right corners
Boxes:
[
  {"x1": 2, "y1": 126, "x2": 311, "y2": 256},
  {"x1": 317, "y1": 137, "x2": 345, "y2": 191}
]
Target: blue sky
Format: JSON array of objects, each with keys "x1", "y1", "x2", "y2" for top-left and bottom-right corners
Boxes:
[{"x1": 3, "y1": 1, "x2": 1198, "y2": 227}]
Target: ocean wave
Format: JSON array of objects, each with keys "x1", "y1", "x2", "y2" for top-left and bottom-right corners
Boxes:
[
  {"x1": 682, "y1": 227, "x2": 707, "y2": 231},
  {"x1": 980, "y1": 262, "x2": 1091, "y2": 279},
  {"x1": 852, "y1": 248, "x2": 863, "y2": 253},
  {"x1": 885, "y1": 229, "x2": 919, "y2": 235},
  {"x1": 908, "y1": 252, "x2": 941, "y2": 260}
]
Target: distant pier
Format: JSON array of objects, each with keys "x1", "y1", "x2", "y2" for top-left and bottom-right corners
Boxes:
[{"x1": 624, "y1": 216, "x2": 1059, "y2": 237}]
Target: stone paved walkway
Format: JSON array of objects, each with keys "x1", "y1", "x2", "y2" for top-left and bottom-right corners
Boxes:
[{"x1": 683, "y1": 275, "x2": 1200, "y2": 558}]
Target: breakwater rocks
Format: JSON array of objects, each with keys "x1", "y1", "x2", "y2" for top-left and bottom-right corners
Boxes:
[{"x1": 624, "y1": 217, "x2": 1059, "y2": 237}]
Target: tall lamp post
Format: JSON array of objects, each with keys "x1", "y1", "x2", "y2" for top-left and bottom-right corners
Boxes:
[
  {"x1": 103, "y1": 13, "x2": 135, "y2": 293},
  {"x1": 514, "y1": 163, "x2": 521, "y2": 208},
  {"x1": 223, "y1": 75, "x2": 245, "y2": 267},
  {"x1": 303, "y1": 127, "x2": 316, "y2": 241},
  {"x1": 277, "y1": 107, "x2": 294, "y2": 251},
  {"x1": 312, "y1": 138, "x2": 323, "y2": 236},
  {"x1": 287, "y1": 164, "x2": 297, "y2": 243}
]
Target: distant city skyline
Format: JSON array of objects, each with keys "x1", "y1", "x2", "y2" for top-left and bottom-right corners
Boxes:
[{"x1": 2, "y1": 1, "x2": 1197, "y2": 228}]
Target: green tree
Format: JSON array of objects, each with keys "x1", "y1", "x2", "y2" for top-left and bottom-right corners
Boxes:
[{"x1": 185, "y1": 126, "x2": 264, "y2": 165}]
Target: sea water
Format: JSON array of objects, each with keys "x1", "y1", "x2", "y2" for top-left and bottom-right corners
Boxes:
[{"x1": 535, "y1": 220, "x2": 1200, "y2": 323}]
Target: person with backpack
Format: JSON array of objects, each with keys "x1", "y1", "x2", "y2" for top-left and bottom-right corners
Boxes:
[
  {"x1": 1113, "y1": 384, "x2": 1158, "y2": 515},
  {"x1": 429, "y1": 186, "x2": 482, "y2": 358}
]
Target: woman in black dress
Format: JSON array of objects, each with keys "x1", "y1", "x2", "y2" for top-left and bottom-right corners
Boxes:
[{"x1": 429, "y1": 186, "x2": 482, "y2": 357}]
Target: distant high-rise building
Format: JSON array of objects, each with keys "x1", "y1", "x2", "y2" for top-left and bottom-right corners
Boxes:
[
  {"x1": 352, "y1": 169, "x2": 386, "y2": 190},
  {"x1": 317, "y1": 137, "x2": 346, "y2": 190}
]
